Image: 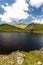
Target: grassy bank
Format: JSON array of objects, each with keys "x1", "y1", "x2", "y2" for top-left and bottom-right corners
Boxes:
[{"x1": 0, "y1": 48, "x2": 43, "y2": 65}]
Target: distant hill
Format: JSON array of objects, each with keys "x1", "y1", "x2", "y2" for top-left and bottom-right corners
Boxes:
[
  {"x1": 0, "y1": 23, "x2": 43, "y2": 33},
  {"x1": 0, "y1": 24, "x2": 24, "y2": 32},
  {"x1": 13, "y1": 23, "x2": 27, "y2": 29},
  {"x1": 25, "y1": 23, "x2": 43, "y2": 33}
]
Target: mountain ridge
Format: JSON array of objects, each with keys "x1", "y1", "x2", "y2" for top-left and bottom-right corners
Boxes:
[
  {"x1": 0, "y1": 24, "x2": 24, "y2": 32},
  {"x1": 25, "y1": 23, "x2": 43, "y2": 33},
  {"x1": 0, "y1": 23, "x2": 43, "y2": 33}
]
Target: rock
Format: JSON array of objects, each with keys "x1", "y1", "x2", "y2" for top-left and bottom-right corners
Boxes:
[
  {"x1": 0, "y1": 55, "x2": 7, "y2": 60},
  {"x1": 40, "y1": 47, "x2": 43, "y2": 51},
  {"x1": 10, "y1": 52, "x2": 25, "y2": 64},
  {"x1": 16, "y1": 52, "x2": 25, "y2": 64},
  {"x1": 10, "y1": 61, "x2": 14, "y2": 65},
  {"x1": 35, "y1": 50, "x2": 41, "y2": 55},
  {"x1": 6, "y1": 60, "x2": 14, "y2": 65},
  {"x1": 16, "y1": 52, "x2": 25, "y2": 58},
  {"x1": 3, "y1": 56, "x2": 8, "y2": 60},
  {"x1": 17, "y1": 57, "x2": 24, "y2": 64},
  {"x1": 37, "y1": 61, "x2": 42, "y2": 65}
]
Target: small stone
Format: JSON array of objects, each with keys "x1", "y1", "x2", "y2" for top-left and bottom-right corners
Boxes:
[
  {"x1": 40, "y1": 47, "x2": 43, "y2": 51},
  {"x1": 11, "y1": 61, "x2": 14, "y2": 65},
  {"x1": 17, "y1": 57, "x2": 24, "y2": 64},
  {"x1": 37, "y1": 61, "x2": 42, "y2": 65},
  {"x1": 16, "y1": 52, "x2": 25, "y2": 64},
  {"x1": 3, "y1": 56, "x2": 7, "y2": 60}
]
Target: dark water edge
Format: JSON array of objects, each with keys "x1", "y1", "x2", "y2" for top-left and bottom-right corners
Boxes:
[{"x1": 0, "y1": 32, "x2": 43, "y2": 54}]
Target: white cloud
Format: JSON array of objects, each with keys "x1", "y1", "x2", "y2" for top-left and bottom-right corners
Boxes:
[
  {"x1": 0, "y1": 0, "x2": 29, "y2": 23},
  {"x1": 29, "y1": 0, "x2": 43, "y2": 8},
  {"x1": 31, "y1": 15, "x2": 43, "y2": 24},
  {"x1": 5, "y1": 3, "x2": 9, "y2": 6},
  {"x1": 32, "y1": 18, "x2": 43, "y2": 24}
]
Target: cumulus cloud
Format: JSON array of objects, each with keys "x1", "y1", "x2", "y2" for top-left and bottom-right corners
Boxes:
[
  {"x1": 32, "y1": 18, "x2": 43, "y2": 24},
  {"x1": 0, "y1": 0, "x2": 29, "y2": 23},
  {"x1": 29, "y1": 0, "x2": 43, "y2": 8}
]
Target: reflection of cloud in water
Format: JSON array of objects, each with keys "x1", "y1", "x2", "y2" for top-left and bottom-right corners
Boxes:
[{"x1": 1, "y1": 33, "x2": 11, "y2": 46}]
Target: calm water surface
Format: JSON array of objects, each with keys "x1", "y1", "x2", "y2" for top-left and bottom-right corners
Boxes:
[{"x1": 0, "y1": 32, "x2": 43, "y2": 54}]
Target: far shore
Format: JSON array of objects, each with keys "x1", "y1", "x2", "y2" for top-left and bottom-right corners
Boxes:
[
  {"x1": 31, "y1": 31, "x2": 43, "y2": 34},
  {"x1": 0, "y1": 30, "x2": 43, "y2": 34}
]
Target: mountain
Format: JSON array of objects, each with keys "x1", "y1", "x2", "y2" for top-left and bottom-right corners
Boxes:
[
  {"x1": 13, "y1": 23, "x2": 27, "y2": 29},
  {"x1": 0, "y1": 24, "x2": 24, "y2": 32},
  {"x1": 25, "y1": 23, "x2": 43, "y2": 33},
  {"x1": 0, "y1": 23, "x2": 43, "y2": 33}
]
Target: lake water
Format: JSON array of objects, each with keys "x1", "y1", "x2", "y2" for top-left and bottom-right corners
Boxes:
[{"x1": 0, "y1": 32, "x2": 43, "y2": 54}]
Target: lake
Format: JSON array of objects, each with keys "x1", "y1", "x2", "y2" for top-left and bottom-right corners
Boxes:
[{"x1": 0, "y1": 32, "x2": 43, "y2": 54}]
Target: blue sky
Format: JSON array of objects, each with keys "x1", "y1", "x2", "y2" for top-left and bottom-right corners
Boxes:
[{"x1": 0, "y1": 0, "x2": 43, "y2": 24}]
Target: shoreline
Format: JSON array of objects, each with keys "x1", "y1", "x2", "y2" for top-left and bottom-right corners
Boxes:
[
  {"x1": 0, "y1": 30, "x2": 43, "y2": 35},
  {"x1": 31, "y1": 31, "x2": 43, "y2": 34},
  {"x1": 0, "y1": 47, "x2": 43, "y2": 65}
]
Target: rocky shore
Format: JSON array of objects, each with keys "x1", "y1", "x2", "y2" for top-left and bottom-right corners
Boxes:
[{"x1": 0, "y1": 48, "x2": 43, "y2": 65}]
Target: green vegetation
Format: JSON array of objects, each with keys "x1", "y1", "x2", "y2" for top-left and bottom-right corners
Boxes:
[
  {"x1": 31, "y1": 24, "x2": 43, "y2": 31},
  {"x1": 0, "y1": 24, "x2": 24, "y2": 32},
  {"x1": 14, "y1": 23, "x2": 27, "y2": 29},
  {"x1": 0, "y1": 23, "x2": 43, "y2": 33},
  {"x1": 25, "y1": 23, "x2": 43, "y2": 33},
  {"x1": 0, "y1": 48, "x2": 43, "y2": 65}
]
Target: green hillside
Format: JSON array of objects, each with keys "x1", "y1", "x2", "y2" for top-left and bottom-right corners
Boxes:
[
  {"x1": 0, "y1": 23, "x2": 43, "y2": 33},
  {"x1": 0, "y1": 24, "x2": 24, "y2": 32},
  {"x1": 25, "y1": 23, "x2": 43, "y2": 33},
  {"x1": 14, "y1": 23, "x2": 27, "y2": 29}
]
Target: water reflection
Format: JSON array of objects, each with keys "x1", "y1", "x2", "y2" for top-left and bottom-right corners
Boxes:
[
  {"x1": 0, "y1": 33, "x2": 43, "y2": 54},
  {"x1": 2, "y1": 33, "x2": 11, "y2": 42}
]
